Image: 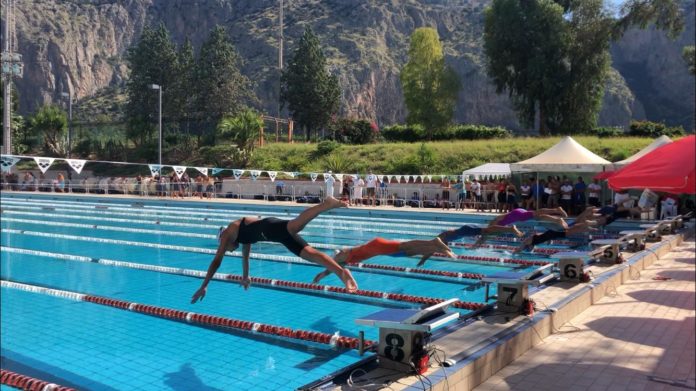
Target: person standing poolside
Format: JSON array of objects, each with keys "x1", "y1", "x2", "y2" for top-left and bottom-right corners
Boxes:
[
  {"x1": 311, "y1": 237, "x2": 456, "y2": 283},
  {"x1": 441, "y1": 176, "x2": 451, "y2": 210},
  {"x1": 588, "y1": 179, "x2": 601, "y2": 207},
  {"x1": 520, "y1": 178, "x2": 532, "y2": 209},
  {"x1": 560, "y1": 179, "x2": 574, "y2": 215},
  {"x1": 365, "y1": 170, "x2": 378, "y2": 206},
  {"x1": 574, "y1": 176, "x2": 587, "y2": 214},
  {"x1": 325, "y1": 172, "x2": 336, "y2": 199},
  {"x1": 191, "y1": 197, "x2": 358, "y2": 303},
  {"x1": 489, "y1": 207, "x2": 569, "y2": 229},
  {"x1": 352, "y1": 175, "x2": 365, "y2": 206}
]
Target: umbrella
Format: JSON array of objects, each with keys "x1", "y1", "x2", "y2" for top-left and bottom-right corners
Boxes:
[
  {"x1": 593, "y1": 170, "x2": 616, "y2": 181},
  {"x1": 608, "y1": 135, "x2": 695, "y2": 194}
]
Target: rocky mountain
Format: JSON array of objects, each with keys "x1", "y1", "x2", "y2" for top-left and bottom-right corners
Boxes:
[{"x1": 4, "y1": 0, "x2": 695, "y2": 131}]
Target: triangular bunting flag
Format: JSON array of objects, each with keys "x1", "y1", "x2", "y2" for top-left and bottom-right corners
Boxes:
[
  {"x1": 284, "y1": 171, "x2": 295, "y2": 178},
  {"x1": 148, "y1": 164, "x2": 162, "y2": 177},
  {"x1": 233, "y1": 169, "x2": 244, "y2": 180},
  {"x1": 267, "y1": 171, "x2": 277, "y2": 182},
  {"x1": 397, "y1": 175, "x2": 403, "y2": 183},
  {"x1": 250, "y1": 170, "x2": 260, "y2": 181},
  {"x1": 212, "y1": 168, "x2": 224, "y2": 176},
  {"x1": 173, "y1": 166, "x2": 186, "y2": 179},
  {"x1": 335, "y1": 174, "x2": 343, "y2": 181},
  {"x1": 0, "y1": 156, "x2": 21, "y2": 172},
  {"x1": 195, "y1": 167, "x2": 208, "y2": 176},
  {"x1": 33, "y1": 157, "x2": 56, "y2": 174},
  {"x1": 310, "y1": 173, "x2": 318, "y2": 182},
  {"x1": 66, "y1": 159, "x2": 87, "y2": 175},
  {"x1": 427, "y1": 175, "x2": 432, "y2": 182}
]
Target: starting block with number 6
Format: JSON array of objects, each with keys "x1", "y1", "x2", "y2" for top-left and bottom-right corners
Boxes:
[{"x1": 551, "y1": 251, "x2": 589, "y2": 282}]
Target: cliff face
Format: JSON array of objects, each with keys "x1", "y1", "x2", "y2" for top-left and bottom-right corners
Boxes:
[{"x1": 5, "y1": 0, "x2": 695, "y2": 131}]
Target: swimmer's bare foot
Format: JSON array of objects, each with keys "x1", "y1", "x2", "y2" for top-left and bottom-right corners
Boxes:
[
  {"x1": 324, "y1": 196, "x2": 349, "y2": 209},
  {"x1": 334, "y1": 249, "x2": 350, "y2": 264},
  {"x1": 339, "y1": 268, "x2": 358, "y2": 292},
  {"x1": 512, "y1": 225, "x2": 524, "y2": 237},
  {"x1": 433, "y1": 237, "x2": 456, "y2": 258}
]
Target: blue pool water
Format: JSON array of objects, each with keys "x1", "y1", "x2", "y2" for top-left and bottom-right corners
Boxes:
[{"x1": 0, "y1": 193, "x2": 571, "y2": 390}]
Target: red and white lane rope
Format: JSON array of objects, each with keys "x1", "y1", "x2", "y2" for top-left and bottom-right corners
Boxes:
[
  {"x1": 0, "y1": 369, "x2": 76, "y2": 391},
  {"x1": 1, "y1": 247, "x2": 487, "y2": 311},
  {"x1": 433, "y1": 252, "x2": 551, "y2": 267},
  {"x1": 447, "y1": 241, "x2": 562, "y2": 255},
  {"x1": 0, "y1": 280, "x2": 376, "y2": 351},
  {"x1": 1, "y1": 229, "x2": 492, "y2": 279}
]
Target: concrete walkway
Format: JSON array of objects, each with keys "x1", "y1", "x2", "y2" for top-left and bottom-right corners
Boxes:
[{"x1": 475, "y1": 239, "x2": 696, "y2": 391}]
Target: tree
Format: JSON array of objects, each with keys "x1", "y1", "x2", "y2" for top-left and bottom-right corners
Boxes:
[
  {"x1": 217, "y1": 109, "x2": 263, "y2": 154},
  {"x1": 196, "y1": 25, "x2": 255, "y2": 144},
  {"x1": 30, "y1": 105, "x2": 67, "y2": 156},
  {"x1": 483, "y1": 0, "x2": 684, "y2": 135},
  {"x1": 280, "y1": 25, "x2": 340, "y2": 141},
  {"x1": 172, "y1": 38, "x2": 197, "y2": 134},
  {"x1": 683, "y1": 46, "x2": 695, "y2": 76},
  {"x1": 400, "y1": 28, "x2": 460, "y2": 140},
  {"x1": 125, "y1": 23, "x2": 179, "y2": 147}
]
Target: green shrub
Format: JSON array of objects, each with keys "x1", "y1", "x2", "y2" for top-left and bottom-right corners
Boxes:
[
  {"x1": 329, "y1": 118, "x2": 377, "y2": 144},
  {"x1": 449, "y1": 124, "x2": 512, "y2": 140},
  {"x1": 629, "y1": 120, "x2": 685, "y2": 138},
  {"x1": 315, "y1": 140, "x2": 340, "y2": 156},
  {"x1": 382, "y1": 124, "x2": 426, "y2": 142},
  {"x1": 582, "y1": 126, "x2": 625, "y2": 137}
]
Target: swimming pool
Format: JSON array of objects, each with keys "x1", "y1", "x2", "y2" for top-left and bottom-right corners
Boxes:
[{"x1": 1, "y1": 193, "x2": 578, "y2": 390}]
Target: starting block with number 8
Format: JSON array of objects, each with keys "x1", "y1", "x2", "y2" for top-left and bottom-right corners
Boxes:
[{"x1": 355, "y1": 299, "x2": 460, "y2": 371}]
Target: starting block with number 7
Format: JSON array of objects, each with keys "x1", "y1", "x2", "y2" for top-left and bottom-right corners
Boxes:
[{"x1": 481, "y1": 265, "x2": 554, "y2": 312}]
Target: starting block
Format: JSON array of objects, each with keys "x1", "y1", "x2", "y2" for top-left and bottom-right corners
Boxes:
[
  {"x1": 551, "y1": 251, "x2": 591, "y2": 282},
  {"x1": 481, "y1": 265, "x2": 554, "y2": 313},
  {"x1": 356, "y1": 299, "x2": 460, "y2": 371},
  {"x1": 591, "y1": 239, "x2": 623, "y2": 263},
  {"x1": 619, "y1": 230, "x2": 647, "y2": 252},
  {"x1": 641, "y1": 222, "x2": 671, "y2": 236}
]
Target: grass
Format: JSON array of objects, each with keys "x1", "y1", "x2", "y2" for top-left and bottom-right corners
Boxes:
[{"x1": 248, "y1": 136, "x2": 656, "y2": 174}]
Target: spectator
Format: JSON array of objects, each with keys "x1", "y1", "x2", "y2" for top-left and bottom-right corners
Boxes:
[
  {"x1": 573, "y1": 176, "x2": 587, "y2": 214},
  {"x1": 365, "y1": 170, "x2": 378, "y2": 206},
  {"x1": 206, "y1": 176, "x2": 215, "y2": 199},
  {"x1": 520, "y1": 178, "x2": 532, "y2": 209},
  {"x1": 409, "y1": 191, "x2": 421, "y2": 208},
  {"x1": 352, "y1": 175, "x2": 364, "y2": 206},
  {"x1": 471, "y1": 179, "x2": 482, "y2": 205},
  {"x1": 588, "y1": 178, "x2": 601, "y2": 207},
  {"x1": 275, "y1": 180, "x2": 285, "y2": 195},
  {"x1": 560, "y1": 178, "x2": 573, "y2": 215},
  {"x1": 441, "y1": 176, "x2": 451, "y2": 209},
  {"x1": 505, "y1": 180, "x2": 517, "y2": 212},
  {"x1": 325, "y1": 172, "x2": 336, "y2": 199}
]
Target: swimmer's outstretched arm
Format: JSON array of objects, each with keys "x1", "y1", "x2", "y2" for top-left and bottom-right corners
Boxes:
[
  {"x1": 191, "y1": 238, "x2": 229, "y2": 303},
  {"x1": 241, "y1": 243, "x2": 251, "y2": 290}
]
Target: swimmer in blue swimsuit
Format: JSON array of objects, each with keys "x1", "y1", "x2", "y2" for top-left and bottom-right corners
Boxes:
[{"x1": 192, "y1": 197, "x2": 358, "y2": 303}]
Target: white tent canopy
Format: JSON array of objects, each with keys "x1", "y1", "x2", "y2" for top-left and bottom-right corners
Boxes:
[
  {"x1": 510, "y1": 136, "x2": 611, "y2": 172},
  {"x1": 462, "y1": 163, "x2": 511, "y2": 179},
  {"x1": 613, "y1": 135, "x2": 672, "y2": 167}
]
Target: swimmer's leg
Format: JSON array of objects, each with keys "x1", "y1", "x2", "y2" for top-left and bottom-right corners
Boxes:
[
  {"x1": 399, "y1": 238, "x2": 454, "y2": 267},
  {"x1": 566, "y1": 222, "x2": 597, "y2": 235},
  {"x1": 287, "y1": 196, "x2": 348, "y2": 234},
  {"x1": 300, "y1": 246, "x2": 357, "y2": 291},
  {"x1": 536, "y1": 214, "x2": 569, "y2": 230},
  {"x1": 481, "y1": 224, "x2": 524, "y2": 237},
  {"x1": 536, "y1": 207, "x2": 568, "y2": 218}
]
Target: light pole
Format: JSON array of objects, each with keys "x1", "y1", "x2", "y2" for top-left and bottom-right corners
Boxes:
[
  {"x1": 149, "y1": 84, "x2": 162, "y2": 166},
  {"x1": 61, "y1": 90, "x2": 73, "y2": 158}
]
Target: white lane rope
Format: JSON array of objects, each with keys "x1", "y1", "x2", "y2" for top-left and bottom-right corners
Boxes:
[
  {"x1": 0, "y1": 201, "x2": 446, "y2": 236},
  {"x1": 0, "y1": 198, "x2": 460, "y2": 231}
]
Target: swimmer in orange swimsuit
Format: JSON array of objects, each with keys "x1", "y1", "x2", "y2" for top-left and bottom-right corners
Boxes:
[{"x1": 311, "y1": 237, "x2": 456, "y2": 284}]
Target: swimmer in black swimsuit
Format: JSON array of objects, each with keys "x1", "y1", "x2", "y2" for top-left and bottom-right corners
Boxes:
[
  {"x1": 514, "y1": 222, "x2": 597, "y2": 253},
  {"x1": 437, "y1": 224, "x2": 524, "y2": 249},
  {"x1": 191, "y1": 197, "x2": 358, "y2": 303}
]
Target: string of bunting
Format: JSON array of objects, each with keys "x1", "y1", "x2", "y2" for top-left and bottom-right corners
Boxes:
[{"x1": 1, "y1": 154, "x2": 461, "y2": 183}]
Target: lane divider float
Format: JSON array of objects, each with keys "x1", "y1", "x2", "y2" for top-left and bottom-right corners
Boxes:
[
  {"x1": 1, "y1": 229, "x2": 496, "y2": 279},
  {"x1": 0, "y1": 368, "x2": 76, "y2": 391},
  {"x1": 0, "y1": 280, "x2": 376, "y2": 351},
  {"x1": 1, "y1": 247, "x2": 486, "y2": 311}
]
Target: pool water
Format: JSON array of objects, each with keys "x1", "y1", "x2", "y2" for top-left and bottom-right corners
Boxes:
[{"x1": 1, "y1": 193, "x2": 566, "y2": 390}]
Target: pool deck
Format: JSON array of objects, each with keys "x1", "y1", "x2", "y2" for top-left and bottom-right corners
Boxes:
[{"x1": 474, "y1": 238, "x2": 695, "y2": 391}]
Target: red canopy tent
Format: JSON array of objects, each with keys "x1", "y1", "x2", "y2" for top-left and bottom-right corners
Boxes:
[
  {"x1": 593, "y1": 170, "x2": 616, "y2": 181},
  {"x1": 608, "y1": 135, "x2": 695, "y2": 194}
]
